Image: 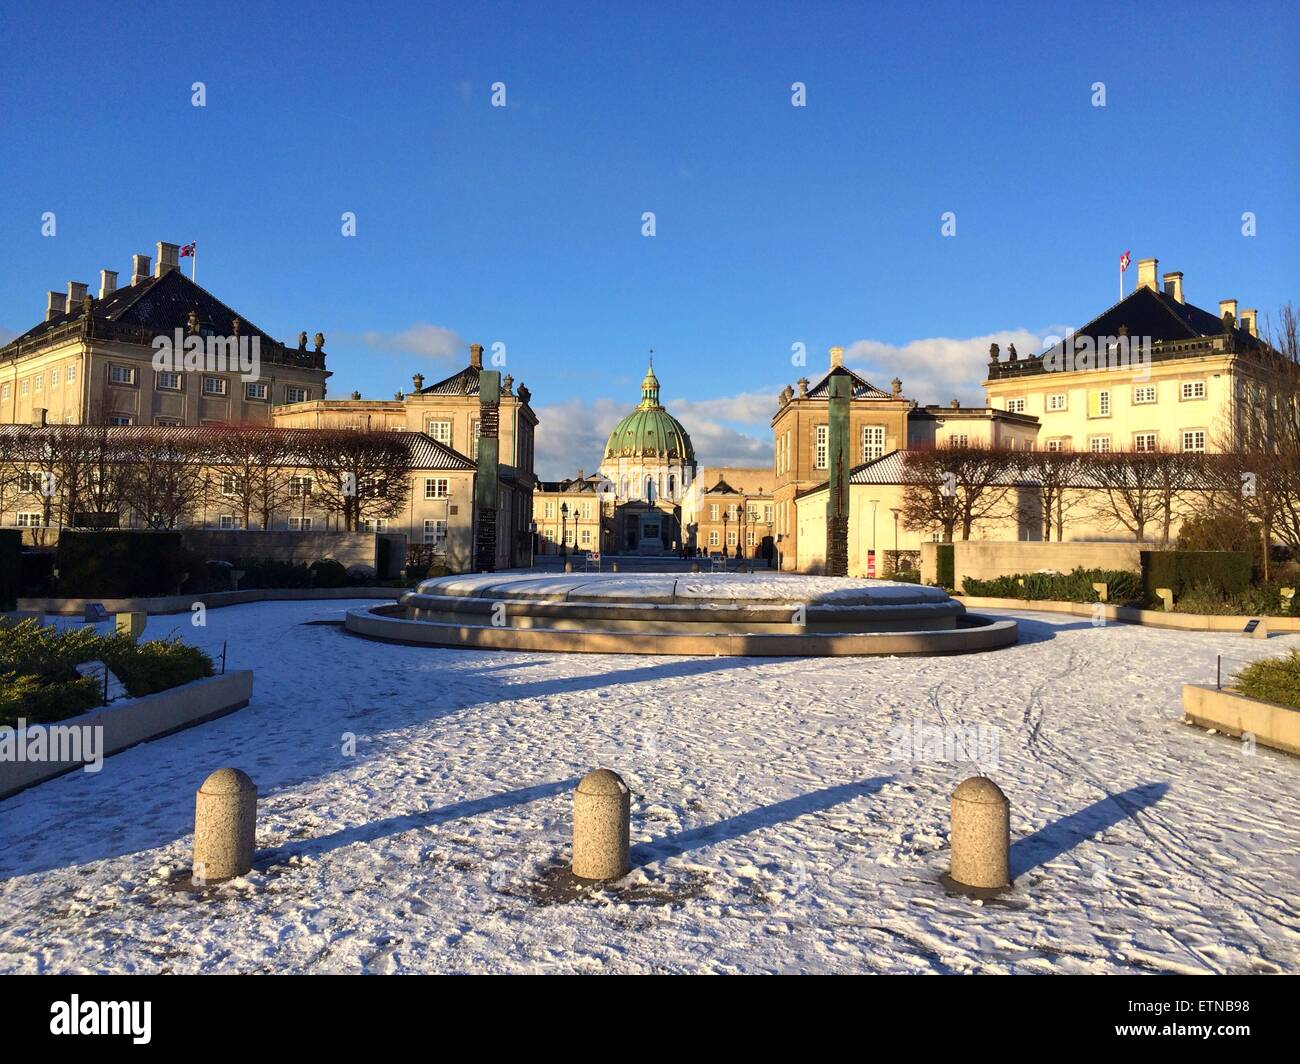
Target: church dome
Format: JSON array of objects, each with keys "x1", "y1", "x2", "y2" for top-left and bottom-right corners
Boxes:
[{"x1": 603, "y1": 361, "x2": 696, "y2": 462}]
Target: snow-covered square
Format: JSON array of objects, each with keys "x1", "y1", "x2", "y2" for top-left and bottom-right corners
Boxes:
[{"x1": 1, "y1": 600, "x2": 1297, "y2": 974}]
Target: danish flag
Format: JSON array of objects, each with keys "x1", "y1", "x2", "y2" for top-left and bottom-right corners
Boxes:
[{"x1": 1119, "y1": 250, "x2": 1131, "y2": 271}]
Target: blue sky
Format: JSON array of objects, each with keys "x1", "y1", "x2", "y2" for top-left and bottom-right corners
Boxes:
[{"x1": 1, "y1": 0, "x2": 1296, "y2": 476}]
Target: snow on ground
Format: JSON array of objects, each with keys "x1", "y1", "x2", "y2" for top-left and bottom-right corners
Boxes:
[{"x1": 1, "y1": 600, "x2": 1298, "y2": 973}]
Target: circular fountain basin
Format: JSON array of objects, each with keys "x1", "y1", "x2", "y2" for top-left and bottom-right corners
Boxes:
[{"x1": 344, "y1": 572, "x2": 1017, "y2": 656}]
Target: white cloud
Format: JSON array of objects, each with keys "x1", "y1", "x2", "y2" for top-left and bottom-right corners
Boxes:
[
  {"x1": 356, "y1": 323, "x2": 465, "y2": 361},
  {"x1": 843, "y1": 328, "x2": 1047, "y2": 407}
]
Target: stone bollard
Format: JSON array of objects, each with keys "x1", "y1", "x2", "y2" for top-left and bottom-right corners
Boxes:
[
  {"x1": 572, "y1": 768, "x2": 630, "y2": 881},
  {"x1": 193, "y1": 768, "x2": 257, "y2": 882},
  {"x1": 946, "y1": 776, "x2": 1011, "y2": 893},
  {"x1": 1155, "y1": 586, "x2": 1174, "y2": 611},
  {"x1": 1282, "y1": 587, "x2": 1295, "y2": 612},
  {"x1": 115, "y1": 611, "x2": 147, "y2": 640},
  {"x1": 1091, "y1": 582, "x2": 1108, "y2": 603},
  {"x1": 564, "y1": 561, "x2": 574, "y2": 573},
  {"x1": 611, "y1": 562, "x2": 620, "y2": 573},
  {"x1": 691, "y1": 562, "x2": 701, "y2": 573}
]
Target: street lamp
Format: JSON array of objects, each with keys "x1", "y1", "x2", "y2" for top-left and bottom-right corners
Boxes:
[
  {"x1": 722, "y1": 510, "x2": 729, "y2": 560},
  {"x1": 560, "y1": 502, "x2": 568, "y2": 559}
]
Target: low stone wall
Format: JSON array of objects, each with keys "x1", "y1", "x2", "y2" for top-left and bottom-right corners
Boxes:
[
  {"x1": 921, "y1": 540, "x2": 1157, "y2": 590},
  {"x1": 20, "y1": 587, "x2": 403, "y2": 616},
  {"x1": 958, "y1": 595, "x2": 1300, "y2": 633},
  {"x1": 0, "y1": 671, "x2": 254, "y2": 800},
  {"x1": 183, "y1": 529, "x2": 403, "y2": 574},
  {"x1": 1182, "y1": 683, "x2": 1300, "y2": 757}
]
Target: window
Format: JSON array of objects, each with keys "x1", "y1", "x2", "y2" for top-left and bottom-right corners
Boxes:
[
  {"x1": 108, "y1": 415, "x2": 133, "y2": 426},
  {"x1": 1089, "y1": 390, "x2": 1111, "y2": 417},
  {"x1": 1, "y1": 384, "x2": 8, "y2": 401},
  {"x1": 221, "y1": 474, "x2": 243, "y2": 497},
  {"x1": 245, "y1": 381, "x2": 269, "y2": 400},
  {"x1": 285, "y1": 385, "x2": 308, "y2": 404},
  {"x1": 360, "y1": 518, "x2": 390, "y2": 532},
  {"x1": 1045, "y1": 439, "x2": 1065, "y2": 452},
  {"x1": 1181, "y1": 430, "x2": 1206, "y2": 453},
  {"x1": 581, "y1": 529, "x2": 592, "y2": 545},
  {"x1": 16, "y1": 513, "x2": 41, "y2": 528},
  {"x1": 1046, "y1": 393, "x2": 1067, "y2": 412},
  {"x1": 50, "y1": 369, "x2": 58, "y2": 389},
  {"x1": 157, "y1": 371, "x2": 182, "y2": 390},
  {"x1": 708, "y1": 531, "x2": 720, "y2": 547},
  {"x1": 423, "y1": 519, "x2": 448, "y2": 550},
  {"x1": 764, "y1": 504, "x2": 773, "y2": 523},
  {"x1": 709, "y1": 504, "x2": 719, "y2": 520},
  {"x1": 1133, "y1": 384, "x2": 1157, "y2": 404},
  {"x1": 218, "y1": 515, "x2": 242, "y2": 529},
  {"x1": 1006, "y1": 398, "x2": 1026, "y2": 413},
  {"x1": 427, "y1": 420, "x2": 452, "y2": 444},
  {"x1": 950, "y1": 434, "x2": 970, "y2": 448},
  {"x1": 424, "y1": 477, "x2": 450, "y2": 499},
  {"x1": 747, "y1": 530, "x2": 756, "y2": 547},
  {"x1": 544, "y1": 501, "x2": 554, "y2": 518},
  {"x1": 155, "y1": 417, "x2": 181, "y2": 426},
  {"x1": 1180, "y1": 380, "x2": 1207, "y2": 401},
  {"x1": 287, "y1": 516, "x2": 313, "y2": 531},
  {"x1": 20, "y1": 380, "x2": 28, "y2": 397},
  {"x1": 1133, "y1": 432, "x2": 1158, "y2": 453},
  {"x1": 67, "y1": 365, "x2": 76, "y2": 383},
  {"x1": 109, "y1": 364, "x2": 136, "y2": 386},
  {"x1": 470, "y1": 419, "x2": 481, "y2": 459},
  {"x1": 202, "y1": 377, "x2": 228, "y2": 397},
  {"x1": 815, "y1": 425, "x2": 828, "y2": 469},
  {"x1": 34, "y1": 374, "x2": 42, "y2": 393},
  {"x1": 288, "y1": 476, "x2": 312, "y2": 498},
  {"x1": 861, "y1": 425, "x2": 885, "y2": 462},
  {"x1": 1088, "y1": 435, "x2": 1112, "y2": 453},
  {"x1": 727, "y1": 531, "x2": 738, "y2": 546}
]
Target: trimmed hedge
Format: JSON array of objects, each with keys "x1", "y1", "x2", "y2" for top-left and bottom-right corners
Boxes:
[
  {"x1": 1141, "y1": 550, "x2": 1251, "y2": 601},
  {"x1": 1233, "y1": 651, "x2": 1300, "y2": 710},
  {"x1": 962, "y1": 567, "x2": 1144, "y2": 604},
  {"x1": 935, "y1": 543, "x2": 955, "y2": 591},
  {"x1": 57, "y1": 530, "x2": 190, "y2": 598},
  {"x1": 0, "y1": 529, "x2": 20, "y2": 610}
]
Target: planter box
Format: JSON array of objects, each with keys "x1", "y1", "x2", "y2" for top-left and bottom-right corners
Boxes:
[
  {"x1": 0, "y1": 670, "x2": 254, "y2": 800},
  {"x1": 1182, "y1": 683, "x2": 1300, "y2": 758},
  {"x1": 958, "y1": 595, "x2": 1300, "y2": 634},
  {"x1": 19, "y1": 587, "x2": 402, "y2": 617}
]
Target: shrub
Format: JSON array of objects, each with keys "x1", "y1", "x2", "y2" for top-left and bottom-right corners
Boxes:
[
  {"x1": 962, "y1": 567, "x2": 1143, "y2": 603},
  {"x1": 97, "y1": 634, "x2": 213, "y2": 697},
  {"x1": 309, "y1": 558, "x2": 348, "y2": 587},
  {"x1": 234, "y1": 558, "x2": 313, "y2": 589},
  {"x1": 0, "y1": 673, "x2": 103, "y2": 728},
  {"x1": 0, "y1": 529, "x2": 20, "y2": 610},
  {"x1": 935, "y1": 543, "x2": 955, "y2": 591},
  {"x1": 57, "y1": 531, "x2": 189, "y2": 597},
  {"x1": 1177, "y1": 512, "x2": 1264, "y2": 573},
  {"x1": 1233, "y1": 650, "x2": 1300, "y2": 710},
  {"x1": 1141, "y1": 550, "x2": 1250, "y2": 602}
]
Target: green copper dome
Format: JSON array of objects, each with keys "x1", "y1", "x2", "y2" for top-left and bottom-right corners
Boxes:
[{"x1": 603, "y1": 360, "x2": 696, "y2": 461}]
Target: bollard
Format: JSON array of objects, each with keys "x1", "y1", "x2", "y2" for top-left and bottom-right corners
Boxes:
[
  {"x1": 564, "y1": 561, "x2": 574, "y2": 573},
  {"x1": 572, "y1": 768, "x2": 630, "y2": 881},
  {"x1": 193, "y1": 767, "x2": 257, "y2": 882},
  {"x1": 611, "y1": 562, "x2": 620, "y2": 573},
  {"x1": 1091, "y1": 582, "x2": 1108, "y2": 603},
  {"x1": 1155, "y1": 587, "x2": 1174, "y2": 611},
  {"x1": 115, "y1": 611, "x2": 147, "y2": 640},
  {"x1": 691, "y1": 562, "x2": 701, "y2": 573},
  {"x1": 946, "y1": 776, "x2": 1011, "y2": 893}
]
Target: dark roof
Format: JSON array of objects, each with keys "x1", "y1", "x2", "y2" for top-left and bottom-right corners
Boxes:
[
  {"x1": 0, "y1": 269, "x2": 327, "y2": 372},
  {"x1": 705, "y1": 477, "x2": 741, "y2": 495},
  {"x1": 1053, "y1": 284, "x2": 1253, "y2": 350},
  {"x1": 416, "y1": 364, "x2": 480, "y2": 396},
  {"x1": 0, "y1": 424, "x2": 474, "y2": 471},
  {"x1": 805, "y1": 366, "x2": 892, "y2": 400}
]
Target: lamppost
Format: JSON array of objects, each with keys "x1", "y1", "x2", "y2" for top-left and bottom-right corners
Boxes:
[
  {"x1": 890, "y1": 507, "x2": 901, "y2": 576},
  {"x1": 722, "y1": 510, "x2": 730, "y2": 560},
  {"x1": 765, "y1": 519, "x2": 774, "y2": 568},
  {"x1": 560, "y1": 502, "x2": 568, "y2": 559}
]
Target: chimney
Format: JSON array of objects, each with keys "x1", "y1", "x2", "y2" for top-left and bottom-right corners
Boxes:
[
  {"x1": 155, "y1": 242, "x2": 180, "y2": 277},
  {"x1": 131, "y1": 253, "x2": 152, "y2": 285},
  {"x1": 469, "y1": 343, "x2": 484, "y2": 369},
  {"x1": 99, "y1": 269, "x2": 118, "y2": 299},
  {"x1": 829, "y1": 345, "x2": 844, "y2": 369},
  {"x1": 46, "y1": 291, "x2": 64, "y2": 321},
  {"x1": 1240, "y1": 308, "x2": 1258, "y2": 338},
  {"x1": 1136, "y1": 257, "x2": 1159, "y2": 292},
  {"x1": 1220, "y1": 299, "x2": 1238, "y2": 324},
  {"x1": 65, "y1": 281, "x2": 88, "y2": 315},
  {"x1": 32, "y1": 408, "x2": 47, "y2": 428},
  {"x1": 1162, "y1": 271, "x2": 1184, "y2": 304}
]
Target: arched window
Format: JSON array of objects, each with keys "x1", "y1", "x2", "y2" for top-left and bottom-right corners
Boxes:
[
  {"x1": 667, "y1": 474, "x2": 676, "y2": 499},
  {"x1": 645, "y1": 476, "x2": 655, "y2": 503}
]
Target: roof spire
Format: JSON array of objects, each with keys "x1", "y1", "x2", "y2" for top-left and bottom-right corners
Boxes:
[{"x1": 639, "y1": 352, "x2": 661, "y2": 409}]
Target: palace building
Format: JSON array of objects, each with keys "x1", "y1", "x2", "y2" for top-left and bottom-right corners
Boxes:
[{"x1": 0, "y1": 242, "x2": 330, "y2": 428}]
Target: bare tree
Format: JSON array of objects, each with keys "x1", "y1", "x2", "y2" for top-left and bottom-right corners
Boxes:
[
  {"x1": 301, "y1": 429, "x2": 412, "y2": 531},
  {"x1": 119, "y1": 430, "x2": 208, "y2": 529},
  {"x1": 901, "y1": 444, "x2": 1014, "y2": 541},
  {"x1": 1014, "y1": 448, "x2": 1086, "y2": 541}
]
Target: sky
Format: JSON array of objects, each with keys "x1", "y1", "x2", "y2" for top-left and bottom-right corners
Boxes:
[{"x1": 1, "y1": 0, "x2": 1296, "y2": 478}]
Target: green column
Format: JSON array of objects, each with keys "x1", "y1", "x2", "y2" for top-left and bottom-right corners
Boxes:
[
  {"x1": 475, "y1": 370, "x2": 501, "y2": 572},
  {"x1": 826, "y1": 367, "x2": 851, "y2": 577}
]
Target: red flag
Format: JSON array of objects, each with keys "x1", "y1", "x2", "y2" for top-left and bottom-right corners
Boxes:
[
  {"x1": 180, "y1": 242, "x2": 196, "y2": 257},
  {"x1": 1119, "y1": 250, "x2": 1131, "y2": 272}
]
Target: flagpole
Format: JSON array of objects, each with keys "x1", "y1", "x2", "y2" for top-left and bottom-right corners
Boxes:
[{"x1": 192, "y1": 244, "x2": 197, "y2": 283}]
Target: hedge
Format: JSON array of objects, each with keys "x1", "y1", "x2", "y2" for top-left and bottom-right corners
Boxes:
[
  {"x1": 962, "y1": 567, "x2": 1144, "y2": 603},
  {"x1": 57, "y1": 530, "x2": 190, "y2": 598},
  {"x1": 1233, "y1": 651, "x2": 1300, "y2": 710},
  {"x1": 935, "y1": 543, "x2": 955, "y2": 591},
  {"x1": 1141, "y1": 550, "x2": 1251, "y2": 601},
  {"x1": 0, "y1": 529, "x2": 20, "y2": 610}
]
